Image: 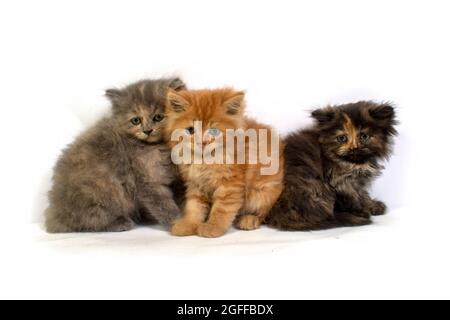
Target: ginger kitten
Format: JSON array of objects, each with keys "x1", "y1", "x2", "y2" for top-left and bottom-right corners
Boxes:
[
  {"x1": 45, "y1": 78, "x2": 186, "y2": 233},
  {"x1": 164, "y1": 88, "x2": 284, "y2": 238}
]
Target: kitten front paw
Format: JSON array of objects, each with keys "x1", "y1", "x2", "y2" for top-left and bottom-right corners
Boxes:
[
  {"x1": 197, "y1": 223, "x2": 227, "y2": 238},
  {"x1": 171, "y1": 220, "x2": 198, "y2": 236},
  {"x1": 351, "y1": 211, "x2": 371, "y2": 219},
  {"x1": 235, "y1": 215, "x2": 261, "y2": 231},
  {"x1": 107, "y1": 217, "x2": 134, "y2": 232},
  {"x1": 370, "y1": 200, "x2": 387, "y2": 216}
]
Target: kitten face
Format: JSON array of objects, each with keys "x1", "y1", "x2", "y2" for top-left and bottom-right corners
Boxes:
[
  {"x1": 119, "y1": 104, "x2": 166, "y2": 143},
  {"x1": 164, "y1": 88, "x2": 246, "y2": 151},
  {"x1": 106, "y1": 78, "x2": 186, "y2": 143},
  {"x1": 312, "y1": 101, "x2": 397, "y2": 164}
]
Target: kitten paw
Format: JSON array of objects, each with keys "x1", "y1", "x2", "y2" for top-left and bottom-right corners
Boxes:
[
  {"x1": 197, "y1": 223, "x2": 227, "y2": 238},
  {"x1": 335, "y1": 212, "x2": 372, "y2": 226},
  {"x1": 235, "y1": 215, "x2": 261, "y2": 231},
  {"x1": 171, "y1": 220, "x2": 198, "y2": 236},
  {"x1": 107, "y1": 217, "x2": 134, "y2": 232},
  {"x1": 351, "y1": 211, "x2": 371, "y2": 219},
  {"x1": 370, "y1": 201, "x2": 387, "y2": 216}
]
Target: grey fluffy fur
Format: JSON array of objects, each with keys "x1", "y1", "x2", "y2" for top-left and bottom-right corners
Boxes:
[{"x1": 45, "y1": 77, "x2": 186, "y2": 233}]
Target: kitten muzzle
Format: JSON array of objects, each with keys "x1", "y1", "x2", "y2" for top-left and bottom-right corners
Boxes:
[
  {"x1": 341, "y1": 151, "x2": 372, "y2": 164},
  {"x1": 144, "y1": 129, "x2": 154, "y2": 136}
]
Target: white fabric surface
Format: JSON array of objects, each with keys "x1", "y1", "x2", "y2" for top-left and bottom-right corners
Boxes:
[{"x1": 2, "y1": 206, "x2": 448, "y2": 299}]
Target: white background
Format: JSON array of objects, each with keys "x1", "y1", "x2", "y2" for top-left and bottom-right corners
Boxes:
[{"x1": 0, "y1": 0, "x2": 449, "y2": 299}]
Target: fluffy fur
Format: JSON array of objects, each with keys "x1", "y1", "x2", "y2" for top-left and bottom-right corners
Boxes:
[
  {"x1": 266, "y1": 101, "x2": 397, "y2": 230},
  {"x1": 164, "y1": 88, "x2": 284, "y2": 238},
  {"x1": 45, "y1": 78, "x2": 186, "y2": 233}
]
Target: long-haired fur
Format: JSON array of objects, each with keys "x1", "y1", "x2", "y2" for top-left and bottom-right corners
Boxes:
[
  {"x1": 164, "y1": 88, "x2": 284, "y2": 238},
  {"x1": 266, "y1": 101, "x2": 397, "y2": 231},
  {"x1": 45, "y1": 77, "x2": 186, "y2": 233}
]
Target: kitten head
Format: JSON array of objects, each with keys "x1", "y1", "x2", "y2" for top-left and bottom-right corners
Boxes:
[
  {"x1": 164, "y1": 88, "x2": 246, "y2": 148},
  {"x1": 311, "y1": 101, "x2": 397, "y2": 164},
  {"x1": 105, "y1": 77, "x2": 186, "y2": 143}
]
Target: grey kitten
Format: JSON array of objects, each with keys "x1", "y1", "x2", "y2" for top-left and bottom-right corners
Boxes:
[{"x1": 45, "y1": 77, "x2": 186, "y2": 233}]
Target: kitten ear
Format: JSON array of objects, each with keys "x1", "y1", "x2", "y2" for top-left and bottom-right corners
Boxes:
[
  {"x1": 224, "y1": 92, "x2": 245, "y2": 115},
  {"x1": 368, "y1": 102, "x2": 397, "y2": 135},
  {"x1": 168, "y1": 77, "x2": 187, "y2": 91},
  {"x1": 368, "y1": 103, "x2": 395, "y2": 122},
  {"x1": 105, "y1": 88, "x2": 126, "y2": 104},
  {"x1": 311, "y1": 107, "x2": 336, "y2": 125},
  {"x1": 166, "y1": 89, "x2": 189, "y2": 113}
]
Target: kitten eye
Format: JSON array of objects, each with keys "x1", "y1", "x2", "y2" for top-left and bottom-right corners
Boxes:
[
  {"x1": 131, "y1": 117, "x2": 141, "y2": 126},
  {"x1": 208, "y1": 128, "x2": 221, "y2": 137},
  {"x1": 153, "y1": 114, "x2": 164, "y2": 122},
  {"x1": 186, "y1": 127, "x2": 195, "y2": 135},
  {"x1": 360, "y1": 133, "x2": 370, "y2": 142},
  {"x1": 337, "y1": 135, "x2": 348, "y2": 143},
  {"x1": 359, "y1": 133, "x2": 370, "y2": 142}
]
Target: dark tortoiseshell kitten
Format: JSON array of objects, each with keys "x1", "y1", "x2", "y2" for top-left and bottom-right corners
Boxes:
[
  {"x1": 267, "y1": 101, "x2": 397, "y2": 230},
  {"x1": 45, "y1": 78, "x2": 186, "y2": 233}
]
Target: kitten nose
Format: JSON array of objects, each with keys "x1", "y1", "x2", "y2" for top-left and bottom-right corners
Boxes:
[
  {"x1": 349, "y1": 139, "x2": 358, "y2": 150},
  {"x1": 144, "y1": 129, "x2": 153, "y2": 135},
  {"x1": 202, "y1": 137, "x2": 212, "y2": 146}
]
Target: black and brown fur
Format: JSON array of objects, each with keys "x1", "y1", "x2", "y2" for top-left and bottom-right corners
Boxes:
[
  {"x1": 45, "y1": 78, "x2": 186, "y2": 233},
  {"x1": 266, "y1": 101, "x2": 397, "y2": 231}
]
